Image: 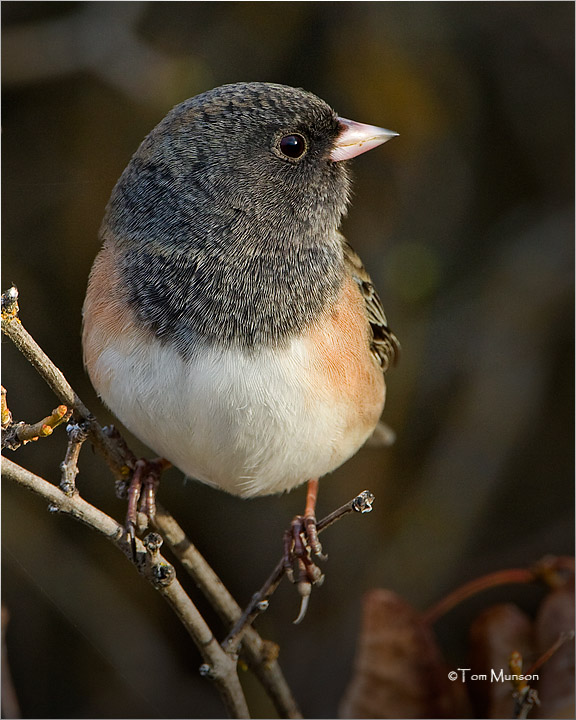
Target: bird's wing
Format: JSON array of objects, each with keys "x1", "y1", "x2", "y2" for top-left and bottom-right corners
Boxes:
[{"x1": 343, "y1": 240, "x2": 400, "y2": 372}]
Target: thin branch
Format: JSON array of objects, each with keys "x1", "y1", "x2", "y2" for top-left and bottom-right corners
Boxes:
[
  {"x1": 509, "y1": 650, "x2": 540, "y2": 719},
  {"x1": 1, "y1": 286, "x2": 131, "y2": 478},
  {"x1": 1, "y1": 388, "x2": 71, "y2": 450},
  {"x1": 59, "y1": 421, "x2": 90, "y2": 495},
  {"x1": 423, "y1": 555, "x2": 574, "y2": 625},
  {"x1": 224, "y1": 558, "x2": 286, "y2": 656},
  {"x1": 222, "y1": 490, "x2": 376, "y2": 654},
  {"x1": 1, "y1": 385, "x2": 12, "y2": 427},
  {"x1": 1, "y1": 286, "x2": 299, "y2": 717},
  {"x1": 509, "y1": 629, "x2": 575, "y2": 719},
  {"x1": 2, "y1": 288, "x2": 90, "y2": 417},
  {"x1": 154, "y1": 505, "x2": 302, "y2": 719},
  {"x1": 422, "y1": 568, "x2": 536, "y2": 625},
  {"x1": 1, "y1": 457, "x2": 250, "y2": 719},
  {"x1": 526, "y1": 629, "x2": 575, "y2": 675},
  {"x1": 3, "y1": 285, "x2": 374, "y2": 717}
]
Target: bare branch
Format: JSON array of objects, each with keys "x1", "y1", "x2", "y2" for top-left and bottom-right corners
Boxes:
[
  {"x1": 509, "y1": 650, "x2": 540, "y2": 719},
  {"x1": 3, "y1": 285, "x2": 374, "y2": 717},
  {"x1": 1, "y1": 286, "x2": 132, "y2": 478},
  {"x1": 222, "y1": 491, "x2": 376, "y2": 654},
  {"x1": 154, "y1": 505, "x2": 303, "y2": 719},
  {"x1": 1, "y1": 385, "x2": 12, "y2": 427},
  {"x1": 1, "y1": 286, "x2": 301, "y2": 717},
  {"x1": 2, "y1": 455, "x2": 125, "y2": 544},
  {"x1": 526, "y1": 630, "x2": 575, "y2": 676},
  {"x1": 59, "y1": 421, "x2": 90, "y2": 495},
  {"x1": 1, "y1": 386, "x2": 71, "y2": 450},
  {"x1": 423, "y1": 556, "x2": 575, "y2": 625},
  {"x1": 2, "y1": 288, "x2": 90, "y2": 417},
  {"x1": 1, "y1": 457, "x2": 250, "y2": 718}
]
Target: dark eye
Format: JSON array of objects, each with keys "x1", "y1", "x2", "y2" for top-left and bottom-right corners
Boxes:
[{"x1": 278, "y1": 134, "x2": 307, "y2": 159}]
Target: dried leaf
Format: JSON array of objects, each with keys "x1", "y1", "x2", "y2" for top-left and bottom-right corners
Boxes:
[
  {"x1": 339, "y1": 589, "x2": 468, "y2": 718},
  {"x1": 533, "y1": 587, "x2": 575, "y2": 719},
  {"x1": 468, "y1": 603, "x2": 534, "y2": 719}
]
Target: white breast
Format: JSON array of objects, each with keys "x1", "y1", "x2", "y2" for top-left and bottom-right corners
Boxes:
[{"x1": 91, "y1": 331, "x2": 382, "y2": 497}]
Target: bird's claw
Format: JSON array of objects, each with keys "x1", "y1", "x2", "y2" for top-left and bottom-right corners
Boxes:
[
  {"x1": 283, "y1": 514, "x2": 327, "y2": 621},
  {"x1": 125, "y1": 458, "x2": 169, "y2": 559}
]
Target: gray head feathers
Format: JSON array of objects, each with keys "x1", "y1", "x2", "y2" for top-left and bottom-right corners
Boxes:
[{"x1": 102, "y1": 82, "x2": 354, "y2": 352}]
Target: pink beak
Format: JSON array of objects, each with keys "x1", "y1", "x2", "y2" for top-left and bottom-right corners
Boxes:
[{"x1": 330, "y1": 117, "x2": 398, "y2": 162}]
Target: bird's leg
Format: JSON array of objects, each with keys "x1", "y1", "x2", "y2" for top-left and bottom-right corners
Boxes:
[
  {"x1": 283, "y1": 479, "x2": 327, "y2": 596},
  {"x1": 126, "y1": 457, "x2": 170, "y2": 557}
]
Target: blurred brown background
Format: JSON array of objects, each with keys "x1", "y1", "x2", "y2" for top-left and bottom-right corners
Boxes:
[{"x1": 2, "y1": 2, "x2": 574, "y2": 718}]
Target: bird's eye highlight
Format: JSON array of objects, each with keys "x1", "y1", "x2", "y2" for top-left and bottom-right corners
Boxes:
[{"x1": 278, "y1": 134, "x2": 307, "y2": 159}]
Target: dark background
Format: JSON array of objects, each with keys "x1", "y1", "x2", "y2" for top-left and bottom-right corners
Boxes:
[{"x1": 2, "y1": 2, "x2": 574, "y2": 718}]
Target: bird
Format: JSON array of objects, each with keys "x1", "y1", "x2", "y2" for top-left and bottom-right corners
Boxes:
[{"x1": 82, "y1": 81, "x2": 399, "y2": 601}]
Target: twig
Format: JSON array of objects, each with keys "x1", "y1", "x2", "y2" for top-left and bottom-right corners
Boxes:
[
  {"x1": 59, "y1": 421, "x2": 90, "y2": 495},
  {"x1": 1, "y1": 385, "x2": 12, "y2": 427},
  {"x1": 526, "y1": 629, "x2": 575, "y2": 675},
  {"x1": 1, "y1": 286, "x2": 131, "y2": 478},
  {"x1": 1, "y1": 457, "x2": 250, "y2": 719},
  {"x1": 318, "y1": 489, "x2": 375, "y2": 529},
  {"x1": 2, "y1": 288, "x2": 90, "y2": 416},
  {"x1": 1, "y1": 286, "x2": 299, "y2": 717},
  {"x1": 513, "y1": 690, "x2": 539, "y2": 720},
  {"x1": 3, "y1": 286, "x2": 374, "y2": 717},
  {"x1": 510, "y1": 630, "x2": 575, "y2": 719},
  {"x1": 154, "y1": 505, "x2": 302, "y2": 719},
  {"x1": 224, "y1": 558, "x2": 286, "y2": 656},
  {"x1": 222, "y1": 490, "x2": 376, "y2": 654},
  {"x1": 422, "y1": 568, "x2": 537, "y2": 625},
  {"x1": 509, "y1": 650, "x2": 540, "y2": 719},
  {"x1": 423, "y1": 555, "x2": 575, "y2": 625},
  {"x1": 3, "y1": 384, "x2": 71, "y2": 451}
]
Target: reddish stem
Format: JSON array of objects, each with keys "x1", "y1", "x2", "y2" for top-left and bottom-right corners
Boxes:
[{"x1": 423, "y1": 568, "x2": 536, "y2": 624}]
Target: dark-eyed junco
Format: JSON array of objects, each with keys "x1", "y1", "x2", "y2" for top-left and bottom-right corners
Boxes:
[{"x1": 83, "y1": 82, "x2": 398, "y2": 591}]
